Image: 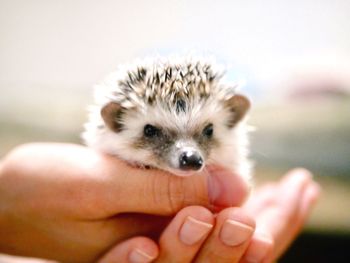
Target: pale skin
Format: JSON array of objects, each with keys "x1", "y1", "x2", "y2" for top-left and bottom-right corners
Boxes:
[{"x1": 0, "y1": 143, "x2": 320, "y2": 263}]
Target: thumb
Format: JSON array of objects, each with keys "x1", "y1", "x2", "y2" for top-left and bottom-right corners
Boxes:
[{"x1": 96, "y1": 155, "x2": 249, "y2": 216}]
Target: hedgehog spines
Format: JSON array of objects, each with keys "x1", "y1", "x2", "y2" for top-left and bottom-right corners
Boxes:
[{"x1": 101, "y1": 56, "x2": 234, "y2": 110}]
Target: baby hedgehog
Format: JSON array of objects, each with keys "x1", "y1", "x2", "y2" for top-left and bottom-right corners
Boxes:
[{"x1": 83, "y1": 56, "x2": 251, "y2": 182}]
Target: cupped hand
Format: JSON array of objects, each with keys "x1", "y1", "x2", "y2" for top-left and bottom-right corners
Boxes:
[
  {"x1": 98, "y1": 169, "x2": 320, "y2": 263},
  {"x1": 0, "y1": 143, "x2": 248, "y2": 262},
  {"x1": 98, "y1": 206, "x2": 255, "y2": 263},
  {"x1": 241, "y1": 168, "x2": 320, "y2": 262}
]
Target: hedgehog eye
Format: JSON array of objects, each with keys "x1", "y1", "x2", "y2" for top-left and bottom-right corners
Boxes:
[
  {"x1": 144, "y1": 124, "x2": 160, "y2": 138},
  {"x1": 203, "y1": 123, "x2": 214, "y2": 138}
]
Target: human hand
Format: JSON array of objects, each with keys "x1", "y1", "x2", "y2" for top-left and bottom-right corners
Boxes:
[
  {"x1": 97, "y1": 169, "x2": 320, "y2": 263},
  {"x1": 242, "y1": 168, "x2": 320, "y2": 262},
  {"x1": 0, "y1": 143, "x2": 248, "y2": 262}
]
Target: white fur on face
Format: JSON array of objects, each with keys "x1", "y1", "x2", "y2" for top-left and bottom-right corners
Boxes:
[{"x1": 82, "y1": 96, "x2": 251, "y2": 183}]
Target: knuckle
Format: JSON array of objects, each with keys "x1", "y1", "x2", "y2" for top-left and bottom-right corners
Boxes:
[
  {"x1": 165, "y1": 175, "x2": 186, "y2": 214},
  {"x1": 166, "y1": 175, "x2": 209, "y2": 214},
  {"x1": 147, "y1": 171, "x2": 208, "y2": 215},
  {"x1": 145, "y1": 172, "x2": 186, "y2": 215}
]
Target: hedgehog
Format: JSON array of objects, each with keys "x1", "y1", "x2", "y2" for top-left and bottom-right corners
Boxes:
[{"x1": 83, "y1": 56, "x2": 252, "y2": 183}]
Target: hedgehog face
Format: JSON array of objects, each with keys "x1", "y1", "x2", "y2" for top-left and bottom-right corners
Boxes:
[
  {"x1": 99, "y1": 95, "x2": 250, "y2": 176},
  {"x1": 132, "y1": 121, "x2": 218, "y2": 176},
  {"x1": 83, "y1": 57, "x2": 251, "y2": 178},
  {"x1": 134, "y1": 123, "x2": 210, "y2": 175}
]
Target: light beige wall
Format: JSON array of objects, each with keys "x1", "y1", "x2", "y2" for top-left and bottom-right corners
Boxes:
[{"x1": 1, "y1": 0, "x2": 350, "y2": 93}]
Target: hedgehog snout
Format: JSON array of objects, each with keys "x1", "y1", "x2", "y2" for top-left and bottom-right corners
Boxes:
[{"x1": 179, "y1": 150, "x2": 203, "y2": 171}]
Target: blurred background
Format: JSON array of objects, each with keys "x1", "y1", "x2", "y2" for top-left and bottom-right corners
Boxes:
[{"x1": 0, "y1": 0, "x2": 349, "y2": 262}]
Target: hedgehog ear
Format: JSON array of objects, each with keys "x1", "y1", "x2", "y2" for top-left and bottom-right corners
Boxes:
[
  {"x1": 225, "y1": 94, "x2": 250, "y2": 128},
  {"x1": 101, "y1": 102, "x2": 124, "y2": 132}
]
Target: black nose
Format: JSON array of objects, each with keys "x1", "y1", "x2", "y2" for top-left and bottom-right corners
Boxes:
[{"x1": 179, "y1": 151, "x2": 203, "y2": 171}]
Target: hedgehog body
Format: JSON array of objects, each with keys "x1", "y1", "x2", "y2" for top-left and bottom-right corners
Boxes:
[{"x1": 83, "y1": 56, "x2": 252, "y2": 182}]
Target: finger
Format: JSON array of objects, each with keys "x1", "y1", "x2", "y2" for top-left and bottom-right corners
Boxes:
[
  {"x1": 92, "y1": 155, "x2": 249, "y2": 216},
  {"x1": 272, "y1": 181, "x2": 321, "y2": 259},
  {"x1": 285, "y1": 181, "x2": 321, "y2": 239},
  {"x1": 241, "y1": 169, "x2": 319, "y2": 263},
  {"x1": 206, "y1": 166, "x2": 250, "y2": 211},
  {"x1": 299, "y1": 181, "x2": 321, "y2": 220},
  {"x1": 100, "y1": 158, "x2": 208, "y2": 216},
  {"x1": 279, "y1": 168, "x2": 312, "y2": 186},
  {"x1": 28, "y1": 143, "x2": 207, "y2": 217},
  {"x1": 243, "y1": 183, "x2": 278, "y2": 216},
  {"x1": 155, "y1": 206, "x2": 214, "y2": 262},
  {"x1": 243, "y1": 168, "x2": 311, "y2": 217},
  {"x1": 194, "y1": 207, "x2": 255, "y2": 263},
  {"x1": 97, "y1": 236, "x2": 158, "y2": 263},
  {"x1": 248, "y1": 169, "x2": 318, "y2": 261},
  {"x1": 13, "y1": 144, "x2": 249, "y2": 218},
  {"x1": 240, "y1": 231, "x2": 274, "y2": 263},
  {"x1": 259, "y1": 169, "x2": 312, "y2": 236}
]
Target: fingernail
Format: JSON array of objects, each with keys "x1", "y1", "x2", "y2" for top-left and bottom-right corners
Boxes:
[
  {"x1": 207, "y1": 167, "x2": 248, "y2": 211},
  {"x1": 129, "y1": 248, "x2": 155, "y2": 263},
  {"x1": 179, "y1": 216, "x2": 213, "y2": 245},
  {"x1": 244, "y1": 232, "x2": 273, "y2": 263},
  {"x1": 220, "y1": 219, "x2": 254, "y2": 246}
]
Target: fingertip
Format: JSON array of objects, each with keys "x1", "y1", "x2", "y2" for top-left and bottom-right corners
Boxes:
[
  {"x1": 98, "y1": 236, "x2": 159, "y2": 263},
  {"x1": 282, "y1": 168, "x2": 313, "y2": 184},
  {"x1": 290, "y1": 167, "x2": 313, "y2": 177},
  {"x1": 218, "y1": 207, "x2": 256, "y2": 229},
  {"x1": 178, "y1": 205, "x2": 215, "y2": 223},
  {"x1": 128, "y1": 237, "x2": 159, "y2": 263},
  {"x1": 157, "y1": 206, "x2": 214, "y2": 262},
  {"x1": 176, "y1": 206, "x2": 215, "y2": 246},
  {"x1": 163, "y1": 205, "x2": 215, "y2": 245},
  {"x1": 129, "y1": 247, "x2": 158, "y2": 263},
  {"x1": 300, "y1": 181, "x2": 322, "y2": 218},
  {"x1": 309, "y1": 181, "x2": 322, "y2": 200},
  {"x1": 193, "y1": 206, "x2": 256, "y2": 262},
  {"x1": 206, "y1": 166, "x2": 250, "y2": 211},
  {"x1": 278, "y1": 168, "x2": 314, "y2": 205}
]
